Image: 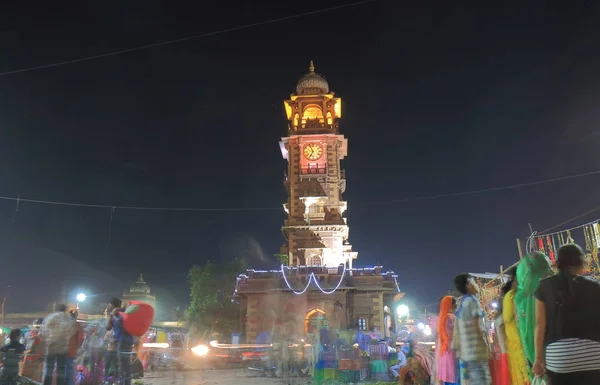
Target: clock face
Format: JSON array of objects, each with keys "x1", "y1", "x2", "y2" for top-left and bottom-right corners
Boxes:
[{"x1": 303, "y1": 143, "x2": 324, "y2": 161}]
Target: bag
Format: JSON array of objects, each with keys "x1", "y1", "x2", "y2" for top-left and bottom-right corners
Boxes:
[
  {"x1": 120, "y1": 301, "x2": 155, "y2": 337},
  {"x1": 531, "y1": 376, "x2": 547, "y2": 385},
  {"x1": 1, "y1": 352, "x2": 20, "y2": 376}
]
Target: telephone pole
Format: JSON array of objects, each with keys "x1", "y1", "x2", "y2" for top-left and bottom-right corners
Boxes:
[{"x1": 2, "y1": 285, "x2": 12, "y2": 332}]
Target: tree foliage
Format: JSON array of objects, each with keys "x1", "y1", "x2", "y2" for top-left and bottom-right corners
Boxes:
[{"x1": 185, "y1": 258, "x2": 247, "y2": 338}]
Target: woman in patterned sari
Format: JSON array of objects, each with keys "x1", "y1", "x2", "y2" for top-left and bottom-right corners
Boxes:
[{"x1": 503, "y1": 273, "x2": 530, "y2": 385}]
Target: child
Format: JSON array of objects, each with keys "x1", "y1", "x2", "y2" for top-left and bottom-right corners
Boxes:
[
  {"x1": 453, "y1": 274, "x2": 491, "y2": 385},
  {"x1": 1, "y1": 329, "x2": 26, "y2": 385}
]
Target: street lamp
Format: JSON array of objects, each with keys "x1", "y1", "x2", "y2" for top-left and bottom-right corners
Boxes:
[
  {"x1": 76, "y1": 293, "x2": 86, "y2": 309},
  {"x1": 397, "y1": 304, "x2": 409, "y2": 317}
]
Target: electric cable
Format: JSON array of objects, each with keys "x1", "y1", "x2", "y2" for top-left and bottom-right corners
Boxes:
[
  {"x1": 0, "y1": 0, "x2": 376, "y2": 77},
  {"x1": 0, "y1": 167, "x2": 597, "y2": 212}
]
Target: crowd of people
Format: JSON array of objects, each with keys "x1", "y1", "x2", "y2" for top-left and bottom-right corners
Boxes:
[
  {"x1": 424, "y1": 243, "x2": 600, "y2": 385},
  {"x1": 4, "y1": 245, "x2": 600, "y2": 385},
  {"x1": 384, "y1": 243, "x2": 600, "y2": 385},
  {"x1": 0, "y1": 297, "x2": 136, "y2": 385}
]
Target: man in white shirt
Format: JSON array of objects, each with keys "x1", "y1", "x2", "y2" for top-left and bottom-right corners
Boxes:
[
  {"x1": 389, "y1": 349, "x2": 407, "y2": 380},
  {"x1": 453, "y1": 274, "x2": 491, "y2": 385},
  {"x1": 41, "y1": 304, "x2": 77, "y2": 385}
]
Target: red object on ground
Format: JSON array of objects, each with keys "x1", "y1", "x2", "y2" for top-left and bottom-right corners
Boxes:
[
  {"x1": 493, "y1": 353, "x2": 510, "y2": 385},
  {"x1": 120, "y1": 301, "x2": 155, "y2": 337}
]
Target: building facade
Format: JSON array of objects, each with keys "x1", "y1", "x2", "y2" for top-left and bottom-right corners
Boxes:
[
  {"x1": 236, "y1": 63, "x2": 401, "y2": 342},
  {"x1": 279, "y1": 60, "x2": 356, "y2": 268}
]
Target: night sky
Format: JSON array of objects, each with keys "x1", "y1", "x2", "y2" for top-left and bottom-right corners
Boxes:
[{"x1": 1, "y1": 1, "x2": 600, "y2": 312}]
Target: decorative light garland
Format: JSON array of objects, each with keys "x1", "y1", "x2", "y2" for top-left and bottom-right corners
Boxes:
[
  {"x1": 312, "y1": 264, "x2": 347, "y2": 294},
  {"x1": 281, "y1": 265, "x2": 313, "y2": 295},
  {"x1": 393, "y1": 276, "x2": 401, "y2": 293},
  {"x1": 280, "y1": 264, "x2": 346, "y2": 295},
  {"x1": 240, "y1": 265, "x2": 401, "y2": 295}
]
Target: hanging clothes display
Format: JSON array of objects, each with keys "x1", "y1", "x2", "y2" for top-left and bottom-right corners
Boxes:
[
  {"x1": 546, "y1": 236, "x2": 555, "y2": 262},
  {"x1": 537, "y1": 237, "x2": 545, "y2": 254}
]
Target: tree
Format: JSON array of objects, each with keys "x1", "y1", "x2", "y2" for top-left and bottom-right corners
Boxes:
[
  {"x1": 274, "y1": 253, "x2": 288, "y2": 265},
  {"x1": 185, "y1": 258, "x2": 247, "y2": 338}
]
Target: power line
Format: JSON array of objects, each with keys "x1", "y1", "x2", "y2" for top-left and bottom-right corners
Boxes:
[
  {"x1": 0, "y1": 0, "x2": 376, "y2": 77},
  {"x1": 0, "y1": 168, "x2": 599, "y2": 212},
  {"x1": 0, "y1": 195, "x2": 280, "y2": 211},
  {"x1": 535, "y1": 206, "x2": 600, "y2": 236},
  {"x1": 389, "y1": 169, "x2": 600, "y2": 203}
]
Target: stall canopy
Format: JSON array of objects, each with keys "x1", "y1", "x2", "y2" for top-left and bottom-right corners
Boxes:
[{"x1": 469, "y1": 272, "x2": 511, "y2": 282}]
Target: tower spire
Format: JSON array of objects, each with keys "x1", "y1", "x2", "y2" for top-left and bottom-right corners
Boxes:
[{"x1": 309, "y1": 60, "x2": 315, "y2": 73}]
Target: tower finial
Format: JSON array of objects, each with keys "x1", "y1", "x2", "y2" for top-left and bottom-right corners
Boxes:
[
  {"x1": 138, "y1": 273, "x2": 144, "y2": 282},
  {"x1": 309, "y1": 60, "x2": 315, "y2": 73}
]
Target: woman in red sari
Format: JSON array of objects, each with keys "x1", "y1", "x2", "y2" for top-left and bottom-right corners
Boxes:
[{"x1": 436, "y1": 296, "x2": 458, "y2": 385}]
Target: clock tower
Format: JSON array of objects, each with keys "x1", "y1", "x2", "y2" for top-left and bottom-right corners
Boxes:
[{"x1": 279, "y1": 61, "x2": 358, "y2": 268}]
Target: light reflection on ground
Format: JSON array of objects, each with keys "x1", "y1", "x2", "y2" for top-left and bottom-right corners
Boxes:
[{"x1": 139, "y1": 368, "x2": 312, "y2": 385}]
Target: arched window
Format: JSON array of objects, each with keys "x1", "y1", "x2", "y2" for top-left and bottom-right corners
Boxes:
[
  {"x1": 304, "y1": 308, "x2": 327, "y2": 334},
  {"x1": 326, "y1": 112, "x2": 333, "y2": 126},
  {"x1": 301, "y1": 105, "x2": 324, "y2": 128},
  {"x1": 307, "y1": 254, "x2": 322, "y2": 266}
]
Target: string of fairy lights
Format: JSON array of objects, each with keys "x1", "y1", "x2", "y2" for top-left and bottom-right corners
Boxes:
[
  {"x1": 280, "y1": 264, "x2": 348, "y2": 295},
  {"x1": 235, "y1": 264, "x2": 401, "y2": 295}
]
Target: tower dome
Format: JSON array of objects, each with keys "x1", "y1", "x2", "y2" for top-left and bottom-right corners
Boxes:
[
  {"x1": 129, "y1": 273, "x2": 151, "y2": 294},
  {"x1": 296, "y1": 61, "x2": 329, "y2": 95}
]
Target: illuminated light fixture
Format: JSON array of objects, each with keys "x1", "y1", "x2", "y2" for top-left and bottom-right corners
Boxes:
[
  {"x1": 208, "y1": 340, "x2": 272, "y2": 349},
  {"x1": 417, "y1": 322, "x2": 425, "y2": 330},
  {"x1": 75, "y1": 292, "x2": 87, "y2": 310},
  {"x1": 423, "y1": 325, "x2": 432, "y2": 336},
  {"x1": 491, "y1": 301, "x2": 499, "y2": 309},
  {"x1": 142, "y1": 343, "x2": 169, "y2": 349},
  {"x1": 397, "y1": 304, "x2": 409, "y2": 317},
  {"x1": 191, "y1": 344, "x2": 209, "y2": 356}
]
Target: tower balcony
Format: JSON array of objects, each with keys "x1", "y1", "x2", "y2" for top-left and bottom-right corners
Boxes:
[
  {"x1": 307, "y1": 212, "x2": 326, "y2": 220},
  {"x1": 301, "y1": 165, "x2": 326, "y2": 175}
]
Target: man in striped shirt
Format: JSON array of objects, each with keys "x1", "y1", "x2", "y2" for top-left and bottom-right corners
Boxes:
[
  {"x1": 453, "y1": 274, "x2": 491, "y2": 385},
  {"x1": 533, "y1": 244, "x2": 600, "y2": 383}
]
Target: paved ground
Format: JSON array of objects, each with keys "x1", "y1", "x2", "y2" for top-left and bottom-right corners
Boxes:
[{"x1": 138, "y1": 369, "x2": 312, "y2": 385}]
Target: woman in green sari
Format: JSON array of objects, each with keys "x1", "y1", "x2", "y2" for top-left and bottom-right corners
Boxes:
[{"x1": 514, "y1": 252, "x2": 553, "y2": 365}]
